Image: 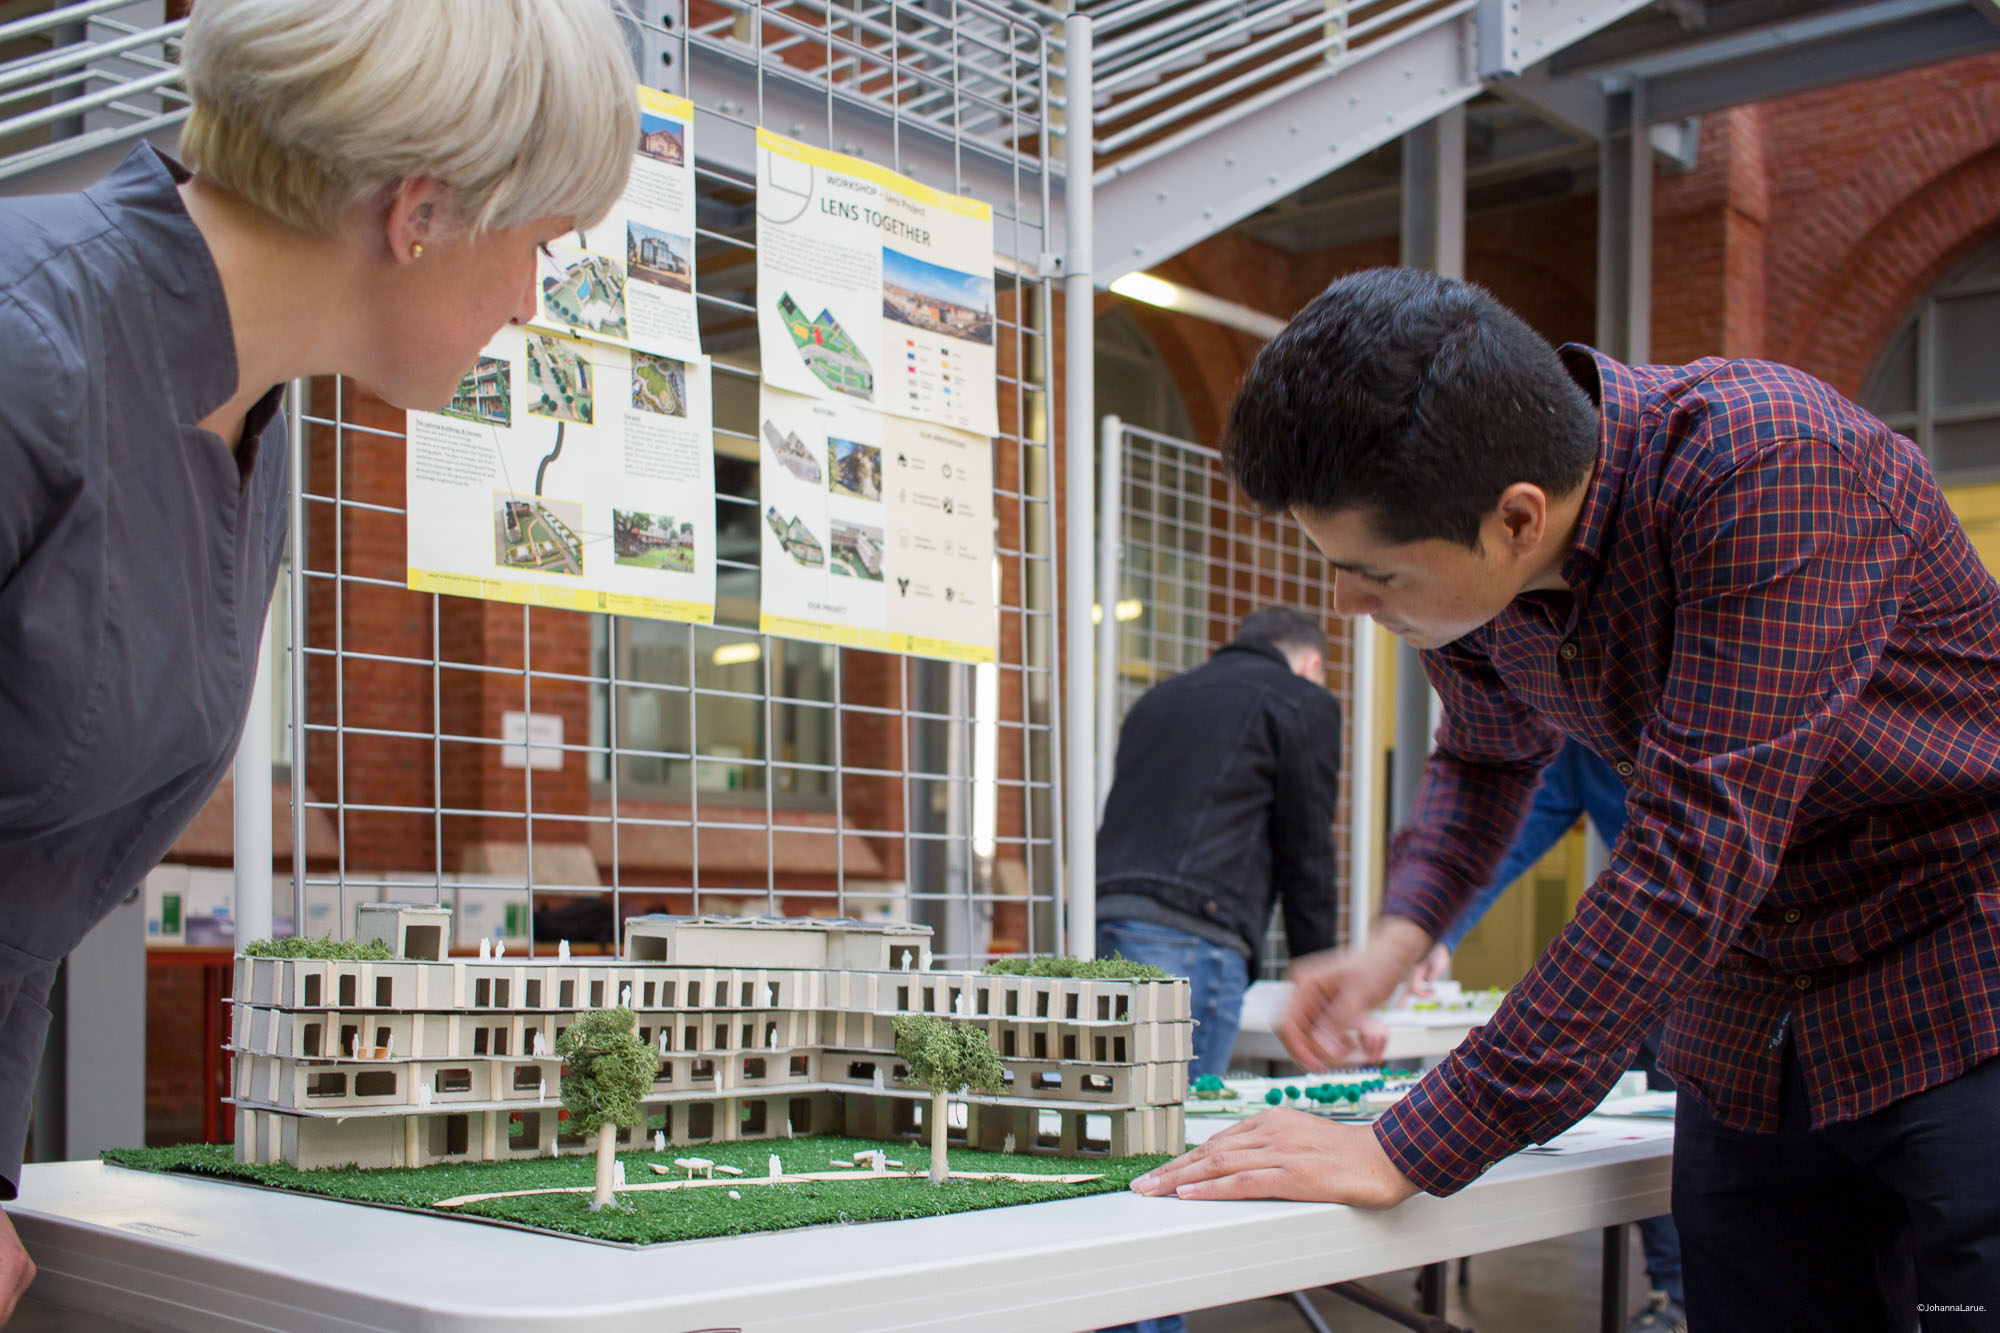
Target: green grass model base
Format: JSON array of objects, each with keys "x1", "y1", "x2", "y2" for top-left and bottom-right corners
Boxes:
[{"x1": 105, "y1": 1136, "x2": 1172, "y2": 1247}]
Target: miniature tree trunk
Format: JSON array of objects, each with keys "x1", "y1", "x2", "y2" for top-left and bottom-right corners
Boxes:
[
  {"x1": 928, "y1": 1089, "x2": 950, "y2": 1185},
  {"x1": 592, "y1": 1122, "x2": 618, "y2": 1211},
  {"x1": 894, "y1": 1014, "x2": 1004, "y2": 1188}
]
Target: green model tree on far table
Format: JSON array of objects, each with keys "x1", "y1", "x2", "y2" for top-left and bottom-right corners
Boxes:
[
  {"x1": 555, "y1": 1006, "x2": 655, "y2": 1210},
  {"x1": 893, "y1": 1015, "x2": 1006, "y2": 1185}
]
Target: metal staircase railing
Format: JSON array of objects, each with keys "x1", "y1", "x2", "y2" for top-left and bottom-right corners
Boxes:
[{"x1": 0, "y1": 1, "x2": 188, "y2": 185}]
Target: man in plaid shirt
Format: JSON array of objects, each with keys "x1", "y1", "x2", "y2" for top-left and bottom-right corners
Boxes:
[{"x1": 1132, "y1": 268, "x2": 2000, "y2": 1327}]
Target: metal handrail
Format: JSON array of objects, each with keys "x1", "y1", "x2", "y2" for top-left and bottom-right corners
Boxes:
[
  {"x1": 0, "y1": 0, "x2": 146, "y2": 46},
  {"x1": 0, "y1": 18, "x2": 185, "y2": 95}
]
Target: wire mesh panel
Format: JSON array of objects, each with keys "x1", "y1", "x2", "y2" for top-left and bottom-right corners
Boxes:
[
  {"x1": 284, "y1": 0, "x2": 1069, "y2": 969},
  {"x1": 1105, "y1": 419, "x2": 1353, "y2": 977}
]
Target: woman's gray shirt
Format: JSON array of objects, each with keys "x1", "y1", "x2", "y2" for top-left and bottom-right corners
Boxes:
[{"x1": 0, "y1": 145, "x2": 290, "y2": 1195}]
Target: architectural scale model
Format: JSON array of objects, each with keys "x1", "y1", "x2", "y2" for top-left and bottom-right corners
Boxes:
[{"x1": 229, "y1": 907, "x2": 1190, "y2": 1172}]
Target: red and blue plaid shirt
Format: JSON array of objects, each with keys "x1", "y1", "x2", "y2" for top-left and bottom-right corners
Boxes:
[{"x1": 1374, "y1": 346, "x2": 2000, "y2": 1196}]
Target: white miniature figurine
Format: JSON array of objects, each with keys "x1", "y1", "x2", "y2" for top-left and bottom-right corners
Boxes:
[
  {"x1": 768, "y1": 1154, "x2": 783, "y2": 1180},
  {"x1": 621, "y1": 984, "x2": 633, "y2": 1008},
  {"x1": 538, "y1": 1076, "x2": 547, "y2": 1101},
  {"x1": 863, "y1": 1149, "x2": 887, "y2": 1172},
  {"x1": 494, "y1": 938, "x2": 506, "y2": 959},
  {"x1": 659, "y1": 1031, "x2": 669, "y2": 1055},
  {"x1": 872, "y1": 1068, "x2": 886, "y2": 1092},
  {"x1": 954, "y1": 991, "x2": 968, "y2": 1016},
  {"x1": 417, "y1": 1083, "x2": 432, "y2": 1107},
  {"x1": 558, "y1": 939, "x2": 571, "y2": 961},
  {"x1": 613, "y1": 1160, "x2": 627, "y2": 1189},
  {"x1": 1002, "y1": 1131, "x2": 1016, "y2": 1155},
  {"x1": 478, "y1": 937, "x2": 491, "y2": 959},
  {"x1": 385, "y1": 1034, "x2": 394, "y2": 1058},
  {"x1": 533, "y1": 1030, "x2": 547, "y2": 1057},
  {"x1": 655, "y1": 1130, "x2": 667, "y2": 1153}
]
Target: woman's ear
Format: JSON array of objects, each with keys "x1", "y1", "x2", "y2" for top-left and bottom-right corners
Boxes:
[{"x1": 383, "y1": 176, "x2": 449, "y2": 264}]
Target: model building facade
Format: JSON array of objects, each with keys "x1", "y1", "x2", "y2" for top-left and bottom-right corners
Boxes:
[{"x1": 229, "y1": 906, "x2": 1190, "y2": 1170}]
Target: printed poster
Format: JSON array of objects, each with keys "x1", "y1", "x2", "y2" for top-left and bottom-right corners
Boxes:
[
  {"x1": 754, "y1": 128, "x2": 998, "y2": 437},
  {"x1": 758, "y1": 386, "x2": 996, "y2": 662},
  {"x1": 406, "y1": 324, "x2": 717, "y2": 623},
  {"x1": 530, "y1": 87, "x2": 701, "y2": 361}
]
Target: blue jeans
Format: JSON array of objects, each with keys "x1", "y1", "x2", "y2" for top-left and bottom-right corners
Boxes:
[
  {"x1": 1094, "y1": 920, "x2": 1249, "y2": 1333},
  {"x1": 1098, "y1": 918, "x2": 1250, "y2": 1079}
]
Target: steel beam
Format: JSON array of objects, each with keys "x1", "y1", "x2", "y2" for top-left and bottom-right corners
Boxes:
[
  {"x1": 1597, "y1": 86, "x2": 1652, "y2": 363},
  {"x1": 1638, "y1": 3, "x2": 2000, "y2": 120},
  {"x1": 1093, "y1": 12, "x2": 1480, "y2": 284},
  {"x1": 1480, "y1": 0, "x2": 1657, "y2": 76}
]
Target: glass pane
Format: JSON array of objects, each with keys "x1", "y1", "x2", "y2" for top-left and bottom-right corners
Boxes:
[
  {"x1": 1933, "y1": 417, "x2": 2000, "y2": 480},
  {"x1": 1862, "y1": 320, "x2": 1918, "y2": 417},
  {"x1": 1936, "y1": 291, "x2": 2000, "y2": 409}
]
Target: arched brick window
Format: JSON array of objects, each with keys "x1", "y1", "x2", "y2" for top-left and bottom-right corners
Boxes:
[{"x1": 1862, "y1": 239, "x2": 2000, "y2": 485}]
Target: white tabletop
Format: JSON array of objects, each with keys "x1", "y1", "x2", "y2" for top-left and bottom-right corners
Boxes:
[{"x1": 14, "y1": 1116, "x2": 1670, "y2": 1332}]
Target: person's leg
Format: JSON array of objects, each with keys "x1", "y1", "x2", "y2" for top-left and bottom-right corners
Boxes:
[
  {"x1": 1674, "y1": 1044, "x2": 1915, "y2": 1332},
  {"x1": 1634, "y1": 1213, "x2": 1684, "y2": 1307},
  {"x1": 1627, "y1": 1024, "x2": 1684, "y2": 1311},
  {"x1": 1818, "y1": 1053, "x2": 2000, "y2": 1327},
  {"x1": 1190, "y1": 939, "x2": 1249, "y2": 1078}
]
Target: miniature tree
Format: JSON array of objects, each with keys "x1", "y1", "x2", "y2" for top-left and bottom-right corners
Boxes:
[
  {"x1": 893, "y1": 1015, "x2": 1005, "y2": 1185},
  {"x1": 555, "y1": 1006, "x2": 654, "y2": 1211}
]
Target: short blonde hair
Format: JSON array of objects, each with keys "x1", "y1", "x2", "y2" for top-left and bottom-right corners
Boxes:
[{"x1": 180, "y1": 0, "x2": 638, "y2": 236}]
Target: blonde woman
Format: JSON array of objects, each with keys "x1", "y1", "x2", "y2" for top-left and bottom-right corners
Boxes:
[{"x1": 0, "y1": 2, "x2": 637, "y2": 1317}]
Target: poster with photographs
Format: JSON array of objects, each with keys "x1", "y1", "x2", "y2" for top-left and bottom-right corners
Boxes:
[
  {"x1": 754, "y1": 128, "x2": 998, "y2": 436},
  {"x1": 757, "y1": 385, "x2": 995, "y2": 662},
  {"x1": 405, "y1": 324, "x2": 717, "y2": 624},
  {"x1": 529, "y1": 86, "x2": 701, "y2": 361}
]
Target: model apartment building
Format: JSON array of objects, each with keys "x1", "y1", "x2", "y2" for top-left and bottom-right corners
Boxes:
[{"x1": 229, "y1": 905, "x2": 1192, "y2": 1171}]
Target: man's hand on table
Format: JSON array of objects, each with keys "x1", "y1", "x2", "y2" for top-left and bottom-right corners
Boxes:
[
  {"x1": 1130, "y1": 1109, "x2": 1421, "y2": 1209},
  {"x1": 0, "y1": 1206, "x2": 34, "y2": 1327},
  {"x1": 1279, "y1": 916, "x2": 1435, "y2": 1068}
]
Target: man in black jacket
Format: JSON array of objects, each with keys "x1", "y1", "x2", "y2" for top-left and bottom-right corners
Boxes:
[{"x1": 1096, "y1": 606, "x2": 1345, "y2": 1076}]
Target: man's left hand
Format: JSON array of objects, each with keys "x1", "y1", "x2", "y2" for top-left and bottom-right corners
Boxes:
[{"x1": 1129, "y1": 1109, "x2": 1421, "y2": 1209}]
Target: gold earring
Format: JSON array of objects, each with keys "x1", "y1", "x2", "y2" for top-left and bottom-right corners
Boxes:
[{"x1": 410, "y1": 242, "x2": 425, "y2": 259}]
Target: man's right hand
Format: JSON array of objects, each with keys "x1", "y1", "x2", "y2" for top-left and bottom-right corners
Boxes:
[
  {"x1": 1407, "y1": 943, "x2": 1454, "y2": 999},
  {"x1": 1279, "y1": 916, "x2": 1435, "y2": 1069},
  {"x1": 0, "y1": 1206, "x2": 34, "y2": 1327}
]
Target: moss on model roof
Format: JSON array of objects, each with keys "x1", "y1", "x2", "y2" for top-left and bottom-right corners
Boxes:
[
  {"x1": 980, "y1": 955, "x2": 1171, "y2": 980},
  {"x1": 239, "y1": 936, "x2": 395, "y2": 960}
]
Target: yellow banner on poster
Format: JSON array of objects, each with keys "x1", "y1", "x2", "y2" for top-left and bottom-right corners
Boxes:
[
  {"x1": 412, "y1": 568, "x2": 714, "y2": 624},
  {"x1": 759, "y1": 613, "x2": 994, "y2": 664}
]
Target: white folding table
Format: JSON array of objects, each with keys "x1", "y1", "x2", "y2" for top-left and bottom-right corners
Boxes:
[{"x1": 13, "y1": 1114, "x2": 1669, "y2": 1332}]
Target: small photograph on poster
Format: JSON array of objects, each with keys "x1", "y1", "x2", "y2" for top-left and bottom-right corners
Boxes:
[
  {"x1": 638, "y1": 112, "x2": 685, "y2": 167},
  {"x1": 627, "y1": 222, "x2": 693, "y2": 293},
  {"x1": 613, "y1": 510, "x2": 696, "y2": 574},
  {"x1": 526, "y1": 331, "x2": 595, "y2": 425},
  {"x1": 762, "y1": 417, "x2": 824, "y2": 486},
  {"x1": 766, "y1": 508, "x2": 826, "y2": 569},
  {"x1": 630, "y1": 351, "x2": 688, "y2": 418},
  {"x1": 494, "y1": 492, "x2": 585, "y2": 577},
  {"x1": 538, "y1": 241, "x2": 628, "y2": 342},
  {"x1": 827, "y1": 435, "x2": 882, "y2": 502},
  {"x1": 776, "y1": 291, "x2": 875, "y2": 402},
  {"x1": 882, "y1": 247, "x2": 994, "y2": 346},
  {"x1": 441, "y1": 356, "x2": 511, "y2": 427},
  {"x1": 830, "y1": 519, "x2": 886, "y2": 581}
]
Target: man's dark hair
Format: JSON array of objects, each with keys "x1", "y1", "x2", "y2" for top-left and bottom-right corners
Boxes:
[
  {"x1": 1233, "y1": 606, "x2": 1325, "y2": 658},
  {"x1": 1223, "y1": 268, "x2": 1599, "y2": 550}
]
